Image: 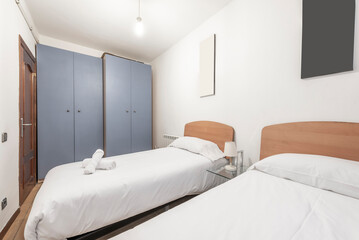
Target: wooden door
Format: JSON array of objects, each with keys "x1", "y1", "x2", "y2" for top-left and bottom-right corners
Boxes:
[{"x1": 19, "y1": 36, "x2": 37, "y2": 205}]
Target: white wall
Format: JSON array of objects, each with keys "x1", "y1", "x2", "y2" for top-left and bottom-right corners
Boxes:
[
  {"x1": 0, "y1": 0, "x2": 37, "y2": 232},
  {"x1": 38, "y1": 35, "x2": 151, "y2": 63},
  {"x1": 39, "y1": 35, "x2": 104, "y2": 57},
  {"x1": 151, "y1": 0, "x2": 359, "y2": 166}
]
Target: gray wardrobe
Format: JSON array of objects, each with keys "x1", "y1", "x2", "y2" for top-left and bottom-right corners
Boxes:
[
  {"x1": 103, "y1": 54, "x2": 152, "y2": 157},
  {"x1": 37, "y1": 47, "x2": 152, "y2": 179},
  {"x1": 37, "y1": 44, "x2": 103, "y2": 179}
]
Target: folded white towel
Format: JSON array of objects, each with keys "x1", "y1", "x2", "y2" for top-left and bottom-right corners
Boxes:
[
  {"x1": 81, "y1": 158, "x2": 90, "y2": 168},
  {"x1": 82, "y1": 158, "x2": 116, "y2": 170},
  {"x1": 84, "y1": 164, "x2": 96, "y2": 175},
  {"x1": 84, "y1": 149, "x2": 104, "y2": 175}
]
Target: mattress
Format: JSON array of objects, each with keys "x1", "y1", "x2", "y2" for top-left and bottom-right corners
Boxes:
[
  {"x1": 112, "y1": 170, "x2": 359, "y2": 240},
  {"x1": 25, "y1": 147, "x2": 227, "y2": 240}
]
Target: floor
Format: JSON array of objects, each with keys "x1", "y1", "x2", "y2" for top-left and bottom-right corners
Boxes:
[
  {"x1": 4, "y1": 183, "x2": 42, "y2": 240},
  {"x1": 4, "y1": 183, "x2": 192, "y2": 240}
]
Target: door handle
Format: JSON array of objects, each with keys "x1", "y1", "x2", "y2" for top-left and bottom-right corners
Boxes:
[
  {"x1": 78, "y1": 110, "x2": 81, "y2": 113},
  {"x1": 20, "y1": 118, "x2": 32, "y2": 138},
  {"x1": 133, "y1": 110, "x2": 136, "y2": 113}
]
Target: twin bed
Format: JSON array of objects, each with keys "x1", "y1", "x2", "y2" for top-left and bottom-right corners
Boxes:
[
  {"x1": 112, "y1": 121, "x2": 359, "y2": 240},
  {"x1": 26, "y1": 121, "x2": 359, "y2": 239},
  {"x1": 25, "y1": 121, "x2": 234, "y2": 239}
]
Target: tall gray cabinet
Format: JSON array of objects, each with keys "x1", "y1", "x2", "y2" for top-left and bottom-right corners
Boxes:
[
  {"x1": 37, "y1": 44, "x2": 103, "y2": 179},
  {"x1": 103, "y1": 54, "x2": 152, "y2": 157}
]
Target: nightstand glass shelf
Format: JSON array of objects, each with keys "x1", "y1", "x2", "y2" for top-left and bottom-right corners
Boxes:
[{"x1": 207, "y1": 165, "x2": 247, "y2": 180}]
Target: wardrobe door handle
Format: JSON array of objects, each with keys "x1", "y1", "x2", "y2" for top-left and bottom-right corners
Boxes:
[
  {"x1": 78, "y1": 110, "x2": 81, "y2": 113},
  {"x1": 66, "y1": 110, "x2": 70, "y2": 112},
  {"x1": 126, "y1": 110, "x2": 129, "y2": 113},
  {"x1": 133, "y1": 110, "x2": 136, "y2": 113}
]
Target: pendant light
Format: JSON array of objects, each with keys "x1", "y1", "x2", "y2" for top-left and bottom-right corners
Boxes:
[{"x1": 135, "y1": 0, "x2": 144, "y2": 36}]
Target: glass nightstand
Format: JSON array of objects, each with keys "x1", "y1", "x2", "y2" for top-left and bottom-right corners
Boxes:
[{"x1": 207, "y1": 165, "x2": 247, "y2": 180}]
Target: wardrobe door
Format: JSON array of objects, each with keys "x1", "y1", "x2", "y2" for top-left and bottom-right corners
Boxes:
[
  {"x1": 104, "y1": 55, "x2": 132, "y2": 156},
  {"x1": 131, "y1": 62, "x2": 152, "y2": 152},
  {"x1": 74, "y1": 53, "x2": 103, "y2": 162},
  {"x1": 37, "y1": 44, "x2": 74, "y2": 179}
]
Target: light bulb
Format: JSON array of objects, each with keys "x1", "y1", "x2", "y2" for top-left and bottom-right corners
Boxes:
[{"x1": 135, "y1": 17, "x2": 144, "y2": 36}]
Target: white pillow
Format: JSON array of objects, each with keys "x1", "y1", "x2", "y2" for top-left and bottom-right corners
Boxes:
[
  {"x1": 168, "y1": 137, "x2": 225, "y2": 161},
  {"x1": 249, "y1": 153, "x2": 359, "y2": 199}
]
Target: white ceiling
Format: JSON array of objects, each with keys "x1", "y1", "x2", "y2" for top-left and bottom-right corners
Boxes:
[{"x1": 25, "y1": 0, "x2": 232, "y2": 62}]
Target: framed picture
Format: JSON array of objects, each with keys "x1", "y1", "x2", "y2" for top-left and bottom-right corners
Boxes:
[{"x1": 199, "y1": 34, "x2": 216, "y2": 97}]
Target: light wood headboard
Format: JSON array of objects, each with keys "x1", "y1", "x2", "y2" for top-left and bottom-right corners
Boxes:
[
  {"x1": 260, "y1": 122, "x2": 359, "y2": 161},
  {"x1": 184, "y1": 121, "x2": 234, "y2": 152}
]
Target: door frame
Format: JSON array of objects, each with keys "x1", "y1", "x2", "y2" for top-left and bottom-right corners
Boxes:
[{"x1": 18, "y1": 35, "x2": 37, "y2": 205}]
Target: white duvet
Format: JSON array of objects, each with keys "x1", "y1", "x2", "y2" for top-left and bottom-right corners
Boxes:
[
  {"x1": 25, "y1": 148, "x2": 226, "y2": 240},
  {"x1": 113, "y1": 170, "x2": 359, "y2": 240}
]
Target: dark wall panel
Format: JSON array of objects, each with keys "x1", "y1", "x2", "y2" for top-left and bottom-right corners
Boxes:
[{"x1": 301, "y1": 0, "x2": 355, "y2": 79}]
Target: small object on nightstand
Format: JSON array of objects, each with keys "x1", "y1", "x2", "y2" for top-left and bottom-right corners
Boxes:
[{"x1": 224, "y1": 142, "x2": 237, "y2": 172}]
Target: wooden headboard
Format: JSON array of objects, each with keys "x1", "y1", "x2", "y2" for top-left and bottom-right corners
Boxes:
[
  {"x1": 184, "y1": 121, "x2": 234, "y2": 152},
  {"x1": 260, "y1": 122, "x2": 359, "y2": 161}
]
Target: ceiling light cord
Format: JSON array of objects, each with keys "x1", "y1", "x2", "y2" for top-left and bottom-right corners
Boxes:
[
  {"x1": 135, "y1": 0, "x2": 144, "y2": 36},
  {"x1": 137, "y1": 0, "x2": 142, "y2": 22}
]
